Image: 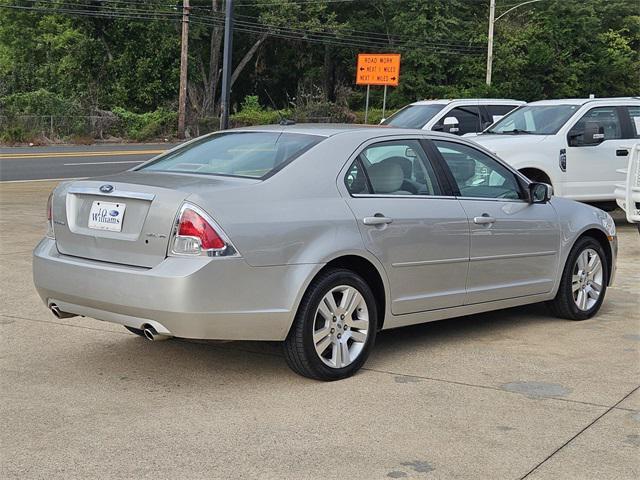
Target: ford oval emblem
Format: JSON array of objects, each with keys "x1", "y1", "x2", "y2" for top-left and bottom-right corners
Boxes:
[
  {"x1": 108, "y1": 210, "x2": 119, "y2": 217},
  {"x1": 100, "y1": 184, "x2": 114, "y2": 193}
]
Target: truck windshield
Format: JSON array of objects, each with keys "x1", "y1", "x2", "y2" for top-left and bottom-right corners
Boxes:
[
  {"x1": 138, "y1": 131, "x2": 324, "y2": 179},
  {"x1": 486, "y1": 105, "x2": 579, "y2": 135},
  {"x1": 381, "y1": 104, "x2": 445, "y2": 129}
]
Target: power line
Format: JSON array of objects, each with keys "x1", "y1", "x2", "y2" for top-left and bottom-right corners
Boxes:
[
  {"x1": 192, "y1": 13, "x2": 483, "y2": 53},
  {"x1": 0, "y1": 2, "x2": 484, "y2": 55}
]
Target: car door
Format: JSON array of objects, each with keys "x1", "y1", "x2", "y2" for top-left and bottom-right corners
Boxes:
[
  {"x1": 563, "y1": 106, "x2": 629, "y2": 200},
  {"x1": 430, "y1": 139, "x2": 560, "y2": 304},
  {"x1": 342, "y1": 138, "x2": 469, "y2": 315}
]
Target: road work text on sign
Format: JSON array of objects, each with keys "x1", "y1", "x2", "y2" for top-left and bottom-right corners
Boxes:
[{"x1": 356, "y1": 53, "x2": 401, "y2": 86}]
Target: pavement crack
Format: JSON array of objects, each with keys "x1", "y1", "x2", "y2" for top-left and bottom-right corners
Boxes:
[
  {"x1": 518, "y1": 385, "x2": 640, "y2": 479},
  {"x1": 362, "y1": 367, "x2": 624, "y2": 411}
]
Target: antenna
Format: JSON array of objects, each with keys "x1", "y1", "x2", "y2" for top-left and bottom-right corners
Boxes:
[{"x1": 264, "y1": 90, "x2": 295, "y2": 126}]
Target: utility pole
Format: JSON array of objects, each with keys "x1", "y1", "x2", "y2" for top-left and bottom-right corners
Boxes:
[
  {"x1": 486, "y1": 0, "x2": 543, "y2": 86},
  {"x1": 486, "y1": 0, "x2": 495, "y2": 86},
  {"x1": 178, "y1": 0, "x2": 190, "y2": 139},
  {"x1": 220, "y1": 0, "x2": 234, "y2": 130}
]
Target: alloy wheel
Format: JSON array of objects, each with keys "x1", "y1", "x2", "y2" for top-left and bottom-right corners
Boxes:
[
  {"x1": 572, "y1": 248, "x2": 603, "y2": 311},
  {"x1": 312, "y1": 285, "x2": 370, "y2": 369}
]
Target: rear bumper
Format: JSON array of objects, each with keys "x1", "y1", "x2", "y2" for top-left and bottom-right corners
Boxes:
[{"x1": 33, "y1": 238, "x2": 319, "y2": 341}]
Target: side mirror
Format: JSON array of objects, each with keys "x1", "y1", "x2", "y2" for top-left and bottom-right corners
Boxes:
[
  {"x1": 442, "y1": 116, "x2": 459, "y2": 134},
  {"x1": 569, "y1": 121, "x2": 605, "y2": 147},
  {"x1": 529, "y1": 182, "x2": 552, "y2": 203},
  {"x1": 481, "y1": 121, "x2": 492, "y2": 130},
  {"x1": 379, "y1": 118, "x2": 386, "y2": 124}
]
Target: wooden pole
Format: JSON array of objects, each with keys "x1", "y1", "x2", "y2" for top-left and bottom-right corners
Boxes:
[
  {"x1": 486, "y1": 0, "x2": 495, "y2": 86},
  {"x1": 177, "y1": 0, "x2": 190, "y2": 139}
]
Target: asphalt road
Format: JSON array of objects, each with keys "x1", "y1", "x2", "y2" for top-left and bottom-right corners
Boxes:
[
  {"x1": 1, "y1": 181, "x2": 639, "y2": 479},
  {"x1": 0, "y1": 143, "x2": 178, "y2": 182}
]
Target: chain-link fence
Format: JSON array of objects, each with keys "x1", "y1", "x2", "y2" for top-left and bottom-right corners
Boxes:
[{"x1": 0, "y1": 115, "x2": 126, "y2": 142}]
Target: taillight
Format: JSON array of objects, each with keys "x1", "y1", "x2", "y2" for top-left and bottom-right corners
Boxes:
[
  {"x1": 46, "y1": 193, "x2": 55, "y2": 239},
  {"x1": 170, "y1": 203, "x2": 237, "y2": 257}
]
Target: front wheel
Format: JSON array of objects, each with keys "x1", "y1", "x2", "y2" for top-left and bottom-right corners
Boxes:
[
  {"x1": 547, "y1": 237, "x2": 608, "y2": 320},
  {"x1": 284, "y1": 268, "x2": 377, "y2": 381}
]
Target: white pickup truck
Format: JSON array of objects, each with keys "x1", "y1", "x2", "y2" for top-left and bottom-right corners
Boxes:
[
  {"x1": 471, "y1": 97, "x2": 640, "y2": 209},
  {"x1": 381, "y1": 98, "x2": 523, "y2": 135},
  {"x1": 615, "y1": 143, "x2": 640, "y2": 229}
]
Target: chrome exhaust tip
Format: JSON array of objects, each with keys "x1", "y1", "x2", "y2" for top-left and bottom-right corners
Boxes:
[
  {"x1": 49, "y1": 303, "x2": 77, "y2": 319},
  {"x1": 143, "y1": 325, "x2": 170, "y2": 342}
]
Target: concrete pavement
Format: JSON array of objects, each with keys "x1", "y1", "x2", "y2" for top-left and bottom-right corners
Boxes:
[
  {"x1": 0, "y1": 181, "x2": 638, "y2": 479},
  {"x1": 0, "y1": 144, "x2": 177, "y2": 182}
]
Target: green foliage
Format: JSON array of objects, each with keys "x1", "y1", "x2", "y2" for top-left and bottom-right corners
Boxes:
[
  {"x1": 230, "y1": 95, "x2": 291, "y2": 126},
  {"x1": 0, "y1": 126, "x2": 29, "y2": 144},
  {"x1": 353, "y1": 109, "x2": 385, "y2": 125},
  {"x1": 0, "y1": 89, "x2": 81, "y2": 117},
  {"x1": 0, "y1": 0, "x2": 638, "y2": 141},
  {"x1": 112, "y1": 107, "x2": 177, "y2": 141}
]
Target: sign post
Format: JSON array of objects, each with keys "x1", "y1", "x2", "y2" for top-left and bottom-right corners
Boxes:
[
  {"x1": 356, "y1": 53, "x2": 401, "y2": 124},
  {"x1": 364, "y1": 85, "x2": 370, "y2": 124},
  {"x1": 382, "y1": 85, "x2": 388, "y2": 119}
]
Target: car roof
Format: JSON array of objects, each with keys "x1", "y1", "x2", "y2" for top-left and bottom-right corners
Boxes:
[
  {"x1": 230, "y1": 123, "x2": 457, "y2": 140},
  {"x1": 527, "y1": 97, "x2": 640, "y2": 106},
  {"x1": 410, "y1": 98, "x2": 524, "y2": 106}
]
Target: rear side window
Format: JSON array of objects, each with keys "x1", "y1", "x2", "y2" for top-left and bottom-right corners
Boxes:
[
  {"x1": 627, "y1": 106, "x2": 640, "y2": 138},
  {"x1": 139, "y1": 131, "x2": 323, "y2": 179},
  {"x1": 434, "y1": 106, "x2": 482, "y2": 135},
  {"x1": 486, "y1": 104, "x2": 519, "y2": 123}
]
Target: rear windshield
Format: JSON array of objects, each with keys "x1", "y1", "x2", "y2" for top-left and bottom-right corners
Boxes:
[
  {"x1": 138, "y1": 131, "x2": 324, "y2": 179},
  {"x1": 381, "y1": 104, "x2": 445, "y2": 129}
]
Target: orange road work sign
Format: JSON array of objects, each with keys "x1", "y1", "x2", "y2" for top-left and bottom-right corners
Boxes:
[{"x1": 356, "y1": 53, "x2": 401, "y2": 86}]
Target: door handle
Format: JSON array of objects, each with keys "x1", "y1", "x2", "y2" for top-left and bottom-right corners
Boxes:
[
  {"x1": 363, "y1": 215, "x2": 393, "y2": 226},
  {"x1": 616, "y1": 149, "x2": 629, "y2": 157},
  {"x1": 473, "y1": 215, "x2": 496, "y2": 225}
]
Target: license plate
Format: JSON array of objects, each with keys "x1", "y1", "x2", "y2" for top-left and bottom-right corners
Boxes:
[{"x1": 88, "y1": 201, "x2": 126, "y2": 232}]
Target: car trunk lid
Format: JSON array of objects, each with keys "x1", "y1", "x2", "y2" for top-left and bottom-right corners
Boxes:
[
  {"x1": 55, "y1": 180, "x2": 185, "y2": 268},
  {"x1": 53, "y1": 172, "x2": 258, "y2": 268}
]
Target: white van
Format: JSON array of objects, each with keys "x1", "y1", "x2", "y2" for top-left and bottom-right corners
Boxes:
[
  {"x1": 472, "y1": 97, "x2": 640, "y2": 206},
  {"x1": 381, "y1": 98, "x2": 524, "y2": 135}
]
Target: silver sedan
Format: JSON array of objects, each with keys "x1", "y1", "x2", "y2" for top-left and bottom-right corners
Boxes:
[{"x1": 33, "y1": 125, "x2": 617, "y2": 380}]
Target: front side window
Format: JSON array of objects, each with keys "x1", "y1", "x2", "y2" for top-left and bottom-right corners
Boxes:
[
  {"x1": 139, "y1": 131, "x2": 323, "y2": 179},
  {"x1": 434, "y1": 140, "x2": 523, "y2": 200},
  {"x1": 568, "y1": 107, "x2": 622, "y2": 146},
  {"x1": 345, "y1": 140, "x2": 442, "y2": 196},
  {"x1": 626, "y1": 106, "x2": 640, "y2": 138},
  {"x1": 381, "y1": 104, "x2": 445, "y2": 129},
  {"x1": 487, "y1": 105, "x2": 580, "y2": 135},
  {"x1": 435, "y1": 106, "x2": 481, "y2": 135}
]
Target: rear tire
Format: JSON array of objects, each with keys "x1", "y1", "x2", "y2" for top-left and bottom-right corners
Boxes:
[
  {"x1": 546, "y1": 236, "x2": 608, "y2": 320},
  {"x1": 124, "y1": 326, "x2": 145, "y2": 337},
  {"x1": 284, "y1": 268, "x2": 377, "y2": 381}
]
